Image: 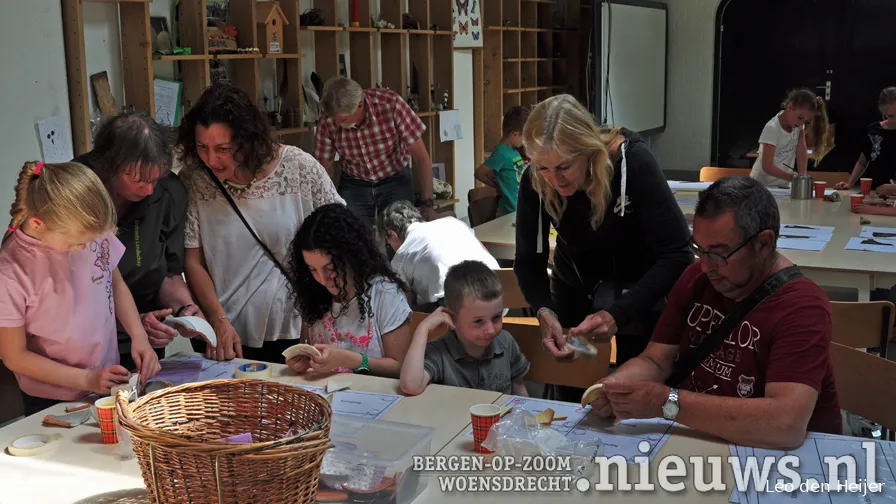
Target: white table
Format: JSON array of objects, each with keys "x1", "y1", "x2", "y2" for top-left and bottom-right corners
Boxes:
[
  {"x1": 0, "y1": 355, "x2": 502, "y2": 503},
  {"x1": 473, "y1": 191, "x2": 896, "y2": 301}
]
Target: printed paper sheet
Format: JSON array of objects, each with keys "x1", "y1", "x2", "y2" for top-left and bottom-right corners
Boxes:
[
  {"x1": 295, "y1": 385, "x2": 402, "y2": 420},
  {"x1": 728, "y1": 433, "x2": 896, "y2": 503}
]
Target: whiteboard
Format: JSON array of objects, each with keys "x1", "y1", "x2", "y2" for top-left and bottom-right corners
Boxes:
[{"x1": 599, "y1": 1, "x2": 667, "y2": 133}]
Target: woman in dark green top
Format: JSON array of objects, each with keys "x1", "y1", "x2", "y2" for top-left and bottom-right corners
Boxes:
[{"x1": 74, "y1": 113, "x2": 203, "y2": 370}]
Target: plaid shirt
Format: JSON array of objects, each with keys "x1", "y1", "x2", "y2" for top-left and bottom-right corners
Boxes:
[{"x1": 313, "y1": 88, "x2": 426, "y2": 182}]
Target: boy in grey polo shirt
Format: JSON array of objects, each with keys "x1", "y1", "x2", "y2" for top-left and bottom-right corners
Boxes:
[{"x1": 399, "y1": 260, "x2": 530, "y2": 396}]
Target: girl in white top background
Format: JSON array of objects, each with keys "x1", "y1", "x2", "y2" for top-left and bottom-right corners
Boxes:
[
  {"x1": 286, "y1": 203, "x2": 412, "y2": 378},
  {"x1": 750, "y1": 88, "x2": 829, "y2": 187}
]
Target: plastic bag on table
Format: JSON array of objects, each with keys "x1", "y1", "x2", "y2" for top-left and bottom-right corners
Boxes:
[{"x1": 480, "y1": 408, "x2": 602, "y2": 479}]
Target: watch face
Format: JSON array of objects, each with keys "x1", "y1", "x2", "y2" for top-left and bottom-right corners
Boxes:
[{"x1": 663, "y1": 402, "x2": 679, "y2": 418}]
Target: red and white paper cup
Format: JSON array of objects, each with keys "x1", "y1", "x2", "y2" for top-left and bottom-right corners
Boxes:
[
  {"x1": 94, "y1": 396, "x2": 119, "y2": 444},
  {"x1": 469, "y1": 404, "x2": 501, "y2": 453},
  {"x1": 861, "y1": 178, "x2": 873, "y2": 194},
  {"x1": 814, "y1": 181, "x2": 826, "y2": 199},
  {"x1": 850, "y1": 193, "x2": 864, "y2": 210}
]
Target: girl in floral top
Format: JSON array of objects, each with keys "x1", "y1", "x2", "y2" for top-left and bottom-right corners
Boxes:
[{"x1": 286, "y1": 203, "x2": 412, "y2": 377}]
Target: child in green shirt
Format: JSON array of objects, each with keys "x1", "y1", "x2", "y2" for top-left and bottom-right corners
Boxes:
[{"x1": 475, "y1": 106, "x2": 531, "y2": 216}]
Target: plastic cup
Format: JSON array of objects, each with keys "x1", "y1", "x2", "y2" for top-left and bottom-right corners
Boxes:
[
  {"x1": 469, "y1": 404, "x2": 501, "y2": 454},
  {"x1": 861, "y1": 178, "x2": 873, "y2": 194},
  {"x1": 94, "y1": 396, "x2": 119, "y2": 444},
  {"x1": 851, "y1": 193, "x2": 864, "y2": 210},
  {"x1": 814, "y1": 181, "x2": 827, "y2": 199}
]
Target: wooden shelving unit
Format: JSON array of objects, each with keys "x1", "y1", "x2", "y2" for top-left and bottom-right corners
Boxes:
[
  {"x1": 62, "y1": 0, "x2": 458, "y2": 214},
  {"x1": 476, "y1": 0, "x2": 584, "y2": 166}
]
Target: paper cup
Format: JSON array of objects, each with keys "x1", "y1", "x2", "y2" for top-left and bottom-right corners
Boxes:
[
  {"x1": 94, "y1": 396, "x2": 118, "y2": 444},
  {"x1": 814, "y1": 181, "x2": 826, "y2": 199},
  {"x1": 851, "y1": 193, "x2": 864, "y2": 210},
  {"x1": 861, "y1": 178, "x2": 873, "y2": 194},
  {"x1": 469, "y1": 404, "x2": 501, "y2": 453}
]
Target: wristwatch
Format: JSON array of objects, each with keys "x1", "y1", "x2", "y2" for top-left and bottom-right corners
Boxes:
[
  {"x1": 662, "y1": 388, "x2": 680, "y2": 421},
  {"x1": 354, "y1": 353, "x2": 370, "y2": 375}
]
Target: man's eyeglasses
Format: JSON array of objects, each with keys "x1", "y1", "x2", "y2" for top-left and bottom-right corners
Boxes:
[{"x1": 688, "y1": 232, "x2": 762, "y2": 267}]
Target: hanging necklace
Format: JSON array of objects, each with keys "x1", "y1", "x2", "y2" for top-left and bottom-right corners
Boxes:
[{"x1": 224, "y1": 168, "x2": 256, "y2": 193}]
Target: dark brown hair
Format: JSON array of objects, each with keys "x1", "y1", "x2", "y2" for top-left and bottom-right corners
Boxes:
[
  {"x1": 176, "y1": 84, "x2": 277, "y2": 175},
  {"x1": 85, "y1": 112, "x2": 173, "y2": 186},
  {"x1": 502, "y1": 106, "x2": 531, "y2": 138},
  {"x1": 443, "y1": 260, "x2": 503, "y2": 312},
  {"x1": 879, "y1": 87, "x2": 896, "y2": 116}
]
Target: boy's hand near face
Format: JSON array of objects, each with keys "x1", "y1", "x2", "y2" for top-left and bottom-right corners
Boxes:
[{"x1": 400, "y1": 308, "x2": 454, "y2": 396}]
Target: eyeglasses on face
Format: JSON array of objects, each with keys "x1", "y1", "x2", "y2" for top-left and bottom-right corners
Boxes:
[{"x1": 688, "y1": 231, "x2": 763, "y2": 267}]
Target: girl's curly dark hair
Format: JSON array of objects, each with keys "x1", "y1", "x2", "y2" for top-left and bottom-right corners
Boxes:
[
  {"x1": 175, "y1": 84, "x2": 277, "y2": 175},
  {"x1": 288, "y1": 203, "x2": 409, "y2": 325}
]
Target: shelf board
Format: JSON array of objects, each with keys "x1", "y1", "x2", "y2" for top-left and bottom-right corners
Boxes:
[
  {"x1": 406, "y1": 29, "x2": 432, "y2": 35},
  {"x1": 274, "y1": 127, "x2": 312, "y2": 135},
  {"x1": 303, "y1": 25, "x2": 345, "y2": 32},
  {"x1": 522, "y1": 0, "x2": 556, "y2": 3},
  {"x1": 377, "y1": 28, "x2": 405, "y2": 34},
  {"x1": 504, "y1": 57, "x2": 562, "y2": 62},
  {"x1": 85, "y1": 0, "x2": 148, "y2": 3},
  {"x1": 262, "y1": 53, "x2": 304, "y2": 59},
  {"x1": 434, "y1": 198, "x2": 459, "y2": 209},
  {"x1": 214, "y1": 53, "x2": 262, "y2": 60},
  {"x1": 503, "y1": 87, "x2": 555, "y2": 94},
  {"x1": 346, "y1": 27, "x2": 378, "y2": 32},
  {"x1": 152, "y1": 54, "x2": 210, "y2": 61},
  {"x1": 433, "y1": 30, "x2": 455, "y2": 36},
  {"x1": 488, "y1": 26, "x2": 526, "y2": 31}
]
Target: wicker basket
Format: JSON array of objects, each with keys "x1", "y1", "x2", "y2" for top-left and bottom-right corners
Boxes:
[{"x1": 115, "y1": 379, "x2": 333, "y2": 504}]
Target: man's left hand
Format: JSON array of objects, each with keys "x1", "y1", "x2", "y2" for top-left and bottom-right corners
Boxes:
[
  {"x1": 420, "y1": 206, "x2": 438, "y2": 221},
  {"x1": 602, "y1": 380, "x2": 669, "y2": 421}
]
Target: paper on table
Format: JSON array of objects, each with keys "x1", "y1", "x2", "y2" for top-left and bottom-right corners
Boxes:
[
  {"x1": 439, "y1": 110, "x2": 462, "y2": 142},
  {"x1": 668, "y1": 181, "x2": 711, "y2": 192},
  {"x1": 295, "y1": 385, "x2": 401, "y2": 420},
  {"x1": 37, "y1": 116, "x2": 74, "y2": 163},
  {"x1": 779, "y1": 224, "x2": 836, "y2": 238},
  {"x1": 777, "y1": 238, "x2": 829, "y2": 252},
  {"x1": 860, "y1": 226, "x2": 896, "y2": 241},
  {"x1": 676, "y1": 197, "x2": 698, "y2": 206},
  {"x1": 845, "y1": 237, "x2": 896, "y2": 253}
]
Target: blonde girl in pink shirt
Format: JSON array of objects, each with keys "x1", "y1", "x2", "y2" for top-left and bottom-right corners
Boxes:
[{"x1": 0, "y1": 161, "x2": 160, "y2": 416}]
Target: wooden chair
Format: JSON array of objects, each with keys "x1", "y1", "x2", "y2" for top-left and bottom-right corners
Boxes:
[
  {"x1": 830, "y1": 341, "x2": 896, "y2": 433},
  {"x1": 468, "y1": 187, "x2": 498, "y2": 227},
  {"x1": 807, "y1": 171, "x2": 849, "y2": 187},
  {"x1": 504, "y1": 320, "x2": 612, "y2": 389},
  {"x1": 830, "y1": 301, "x2": 894, "y2": 358},
  {"x1": 409, "y1": 311, "x2": 448, "y2": 341},
  {"x1": 699, "y1": 167, "x2": 752, "y2": 182}
]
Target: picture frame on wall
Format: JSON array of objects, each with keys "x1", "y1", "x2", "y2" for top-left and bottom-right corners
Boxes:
[{"x1": 453, "y1": 0, "x2": 482, "y2": 48}]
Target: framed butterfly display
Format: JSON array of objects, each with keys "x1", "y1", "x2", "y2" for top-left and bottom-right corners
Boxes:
[{"x1": 454, "y1": 0, "x2": 482, "y2": 47}]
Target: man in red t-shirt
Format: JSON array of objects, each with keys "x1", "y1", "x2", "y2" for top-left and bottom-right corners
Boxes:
[{"x1": 586, "y1": 176, "x2": 841, "y2": 449}]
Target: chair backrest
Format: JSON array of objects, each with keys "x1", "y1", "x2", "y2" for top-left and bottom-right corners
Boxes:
[
  {"x1": 807, "y1": 171, "x2": 849, "y2": 186},
  {"x1": 504, "y1": 320, "x2": 611, "y2": 388},
  {"x1": 830, "y1": 301, "x2": 894, "y2": 356},
  {"x1": 494, "y1": 268, "x2": 529, "y2": 309},
  {"x1": 409, "y1": 311, "x2": 449, "y2": 341},
  {"x1": 699, "y1": 167, "x2": 752, "y2": 182},
  {"x1": 830, "y1": 342, "x2": 896, "y2": 432},
  {"x1": 468, "y1": 187, "x2": 498, "y2": 227}
]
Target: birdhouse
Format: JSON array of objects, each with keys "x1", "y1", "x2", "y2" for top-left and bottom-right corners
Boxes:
[{"x1": 256, "y1": 2, "x2": 289, "y2": 54}]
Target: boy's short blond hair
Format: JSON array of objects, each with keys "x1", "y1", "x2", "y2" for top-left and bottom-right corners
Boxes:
[{"x1": 444, "y1": 261, "x2": 503, "y2": 312}]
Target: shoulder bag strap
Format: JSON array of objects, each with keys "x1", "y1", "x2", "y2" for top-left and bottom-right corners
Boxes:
[
  {"x1": 664, "y1": 265, "x2": 804, "y2": 388},
  {"x1": 202, "y1": 166, "x2": 292, "y2": 281}
]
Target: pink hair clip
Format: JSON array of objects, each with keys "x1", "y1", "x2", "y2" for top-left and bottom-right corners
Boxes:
[
  {"x1": 34, "y1": 161, "x2": 45, "y2": 175},
  {"x1": 7, "y1": 226, "x2": 17, "y2": 233}
]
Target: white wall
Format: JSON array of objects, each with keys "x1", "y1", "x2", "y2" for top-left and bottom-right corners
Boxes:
[
  {"x1": 0, "y1": 1, "x2": 72, "y2": 223},
  {"x1": 452, "y1": 50, "x2": 475, "y2": 221},
  {"x1": 645, "y1": 0, "x2": 717, "y2": 173}
]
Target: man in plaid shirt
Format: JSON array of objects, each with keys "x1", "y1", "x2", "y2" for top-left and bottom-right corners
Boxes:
[{"x1": 313, "y1": 77, "x2": 437, "y2": 225}]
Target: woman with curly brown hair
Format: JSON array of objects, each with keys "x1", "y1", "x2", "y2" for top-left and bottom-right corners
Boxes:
[
  {"x1": 285, "y1": 203, "x2": 412, "y2": 378},
  {"x1": 177, "y1": 84, "x2": 345, "y2": 362}
]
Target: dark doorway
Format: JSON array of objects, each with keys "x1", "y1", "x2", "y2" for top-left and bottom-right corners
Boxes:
[{"x1": 712, "y1": 0, "x2": 896, "y2": 172}]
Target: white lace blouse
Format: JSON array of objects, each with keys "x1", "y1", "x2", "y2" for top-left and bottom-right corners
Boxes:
[{"x1": 182, "y1": 145, "x2": 345, "y2": 348}]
